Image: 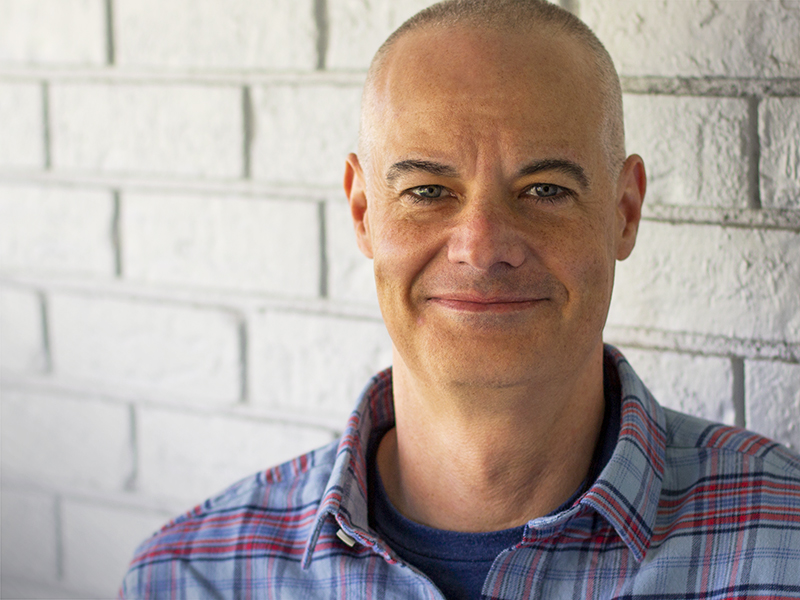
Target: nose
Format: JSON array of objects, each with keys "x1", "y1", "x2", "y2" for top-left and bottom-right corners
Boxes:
[{"x1": 446, "y1": 197, "x2": 526, "y2": 270}]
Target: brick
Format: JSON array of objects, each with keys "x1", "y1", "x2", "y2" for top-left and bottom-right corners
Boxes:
[
  {"x1": 745, "y1": 360, "x2": 800, "y2": 451},
  {"x1": 327, "y1": 0, "x2": 437, "y2": 69},
  {"x1": 583, "y1": 0, "x2": 800, "y2": 78},
  {"x1": 617, "y1": 347, "x2": 734, "y2": 425},
  {"x1": 0, "y1": 184, "x2": 115, "y2": 276},
  {"x1": 115, "y1": 0, "x2": 316, "y2": 70},
  {"x1": 760, "y1": 97, "x2": 800, "y2": 210},
  {"x1": 250, "y1": 310, "x2": 393, "y2": 414},
  {"x1": 624, "y1": 95, "x2": 750, "y2": 208},
  {"x1": 250, "y1": 84, "x2": 361, "y2": 186},
  {"x1": 61, "y1": 499, "x2": 169, "y2": 597},
  {"x1": 607, "y1": 222, "x2": 800, "y2": 343},
  {"x1": 0, "y1": 390, "x2": 132, "y2": 491},
  {"x1": 49, "y1": 83, "x2": 242, "y2": 178},
  {"x1": 123, "y1": 192, "x2": 320, "y2": 297},
  {"x1": 0, "y1": 287, "x2": 45, "y2": 373},
  {"x1": 0, "y1": 0, "x2": 106, "y2": 66},
  {"x1": 0, "y1": 83, "x2": 44, "y2": 168},
  {"x1": 137, "y1": 407, "x2": 335, "y2": 503},
  {"x1": 0, "y1": 488, "x2": 58, "y2": 584},
  {"x1": 326, "y1": 199, "x2": 378, "y2": 306},
  {"x1": 49, "y1": 294, "x2": 241, "y2": 405}
]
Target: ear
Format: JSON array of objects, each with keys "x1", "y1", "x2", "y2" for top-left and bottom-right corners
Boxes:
[
  {"x1": 615, "y1": 154, "x2": 646, "y2": 261},
  {"x1": 344, "y1": 153, "x2": 374, "y2": 259}
]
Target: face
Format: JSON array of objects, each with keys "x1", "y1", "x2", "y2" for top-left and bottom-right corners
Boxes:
[{"x1": 345, "y1": 26, "x2": 645, "y2": 392}]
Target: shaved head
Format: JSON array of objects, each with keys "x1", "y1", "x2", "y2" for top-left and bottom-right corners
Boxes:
[{"x1": 359, "y1": 0, "x2": 625, "y2": 176}]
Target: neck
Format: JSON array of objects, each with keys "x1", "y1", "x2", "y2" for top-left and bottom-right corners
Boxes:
[{"x1": 377, "y1": 344, "x2": 606, "y2": 532}]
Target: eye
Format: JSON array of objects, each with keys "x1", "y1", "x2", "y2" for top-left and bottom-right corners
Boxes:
[
  {"x1": 525, "y1": 183, "x2": 572, "y2": 202},
  {"x1": 405, "y1": 184, "x2": 450, "y2": 204}
]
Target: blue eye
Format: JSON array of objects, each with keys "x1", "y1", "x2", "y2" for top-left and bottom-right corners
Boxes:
[
  {"x1": 411, "y1": 185, "x2": 446, "y2": 199},
  {"x1": 531, "y1": 184, "x2": 564, "y2": 197}
]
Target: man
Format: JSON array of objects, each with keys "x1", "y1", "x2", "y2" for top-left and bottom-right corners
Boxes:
[{"x1": 121, "y1": 1, "x2": 800, "y2": 598}]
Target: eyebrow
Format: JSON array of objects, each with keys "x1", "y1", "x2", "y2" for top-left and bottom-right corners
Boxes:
[
  {"x1": 386, "y1": 159, "x2": 460, "y2": 184},
  {"x1": 384, "y1": 157, "x2": 590, "y2": 189},
  {"x1": 518, "y1": 158, "x2": 590, "y2": 190}
]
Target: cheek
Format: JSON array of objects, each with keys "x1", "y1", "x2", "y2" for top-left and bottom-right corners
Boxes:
[
  {"x1": 370, "y1": 214, "x2": 439, "y2": 303},
  {"x1": 547, "y1": 219, "x2": 616, "y2": 307}
]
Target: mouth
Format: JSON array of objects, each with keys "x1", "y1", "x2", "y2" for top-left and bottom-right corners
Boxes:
[{"x1": 428, "y1": 294, "x2": 547, "y2": 313}]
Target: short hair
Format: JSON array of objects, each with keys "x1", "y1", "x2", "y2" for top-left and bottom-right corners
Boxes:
[{"x1": 359, "y1": 0, "x2": 625, "y2": 175}]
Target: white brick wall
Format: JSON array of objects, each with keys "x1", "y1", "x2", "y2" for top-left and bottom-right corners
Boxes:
[
  {"x1": 0, "y1": 0, "x2": 107, "y2": 66},
  {"x1": 49, "y1": 293, "x2": 242, "y2": 404},
  {"x1": 760, "y1": 97, "x2": 800, "y2": 209},
  {"x1": 1, "y1": 0, "x2": 798, "y2": 597},
  {"x1": 326, "y1": 198, "x2": 379, "y2": 305},
  {"x1": 250, "y1": 84, "x2": 362, "y2": 186},
  {"x1": 249, "y1": 309, "x2": 393, "y2": 415},
  {"x1": 1, "y1": 390, "x2": 132, "y2": 491},
  {"x1": 583, "y1": 0, "x2": 800, "y2": 78},
  {"x1": 618, "y1": 347, "x2": 735, "y2": 425},
  {"x1": 326, "y1": 0, "x2": 439, "y2": 69},
  {"x1": 608, "y1": 222, "x2": 800, "y2": 342},
  {"x1": 624, "y1": 95, "x2": 751, "y2": 208},
  {"x1": 0, "y1": 184, "x2": 115, "y2": 276},
  {"x1": 114, "y1": 0, "x2": 318, "y2": 71},
  {"x1": 0, "y1": 83, "x2": 44, "y2": 168},
  {"x1": 0, "y1": 287, "x2": 46, "y2": 373},
  {"x1": 122, "y1": 191, "x2": 321, "y2": 296},
  {"x1": 61, "y1": 500, "x2": 169, "y2": 596},
  {"x1": 136, "y1": 407, "x2": 335, "y2": 504},
  {"x1": 50, "y1": 83, "x2": 243, "y2": 178},
  {"x1": 0, "y1": 489, "x2": 59, "y2": 585},
  {"x1": 746, "y1": 360, "x2": 800, "y2": 451}
]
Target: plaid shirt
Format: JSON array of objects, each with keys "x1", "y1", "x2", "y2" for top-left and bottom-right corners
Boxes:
[{"x1": 121, "y1": 346, "x2": 800, "y2": 599}]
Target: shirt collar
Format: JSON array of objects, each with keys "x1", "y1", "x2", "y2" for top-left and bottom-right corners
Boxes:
[{"x1": 302, "y1": 345, "x2": 666, "y2": 568}]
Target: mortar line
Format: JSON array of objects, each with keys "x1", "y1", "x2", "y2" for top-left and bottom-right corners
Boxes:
[
  {"x1": 732, "y1": 356, "x2": 746, "y2": 428},
  {"x1": 314, "y1": 0, "x2": 329, "y2": 70},
  {"x1": 38, "y1": 290, "x2": 53, "y2": 373},
  {"x1": 318, "y1": 201, "x2": 329, "y2": 299},
  {"x1": 125, "y1": 404, "x2": 139, "y2": 491},
  {"x1": 242, "y1": 86, "x2": 253, "y2": 179},
  {"x1": 105, "y1": 0, "x2": 116, "y2": 65},
  {"x1": 747, "y1": 96, "x2": 762, "y2": 209},
  {"x1": 112, "y1": 190, "x2": 123, "y2": 277},
  {"x1": 41, "y1": 82, "x2": 51, "y2": 170}
]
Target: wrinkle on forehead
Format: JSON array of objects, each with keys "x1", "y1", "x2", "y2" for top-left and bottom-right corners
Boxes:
[
  {"x1": 359, "y1": 23, "x2": 623, "y2": 179},
  {"x1": 361, "y1": 26, "x2": 609, "y2": 185}
]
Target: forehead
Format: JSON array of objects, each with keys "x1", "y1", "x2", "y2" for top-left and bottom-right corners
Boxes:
[{"x1": 366, "y1": 25, "x2": 607, "y2": 175}]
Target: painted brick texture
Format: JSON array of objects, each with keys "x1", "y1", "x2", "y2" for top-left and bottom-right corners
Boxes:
[
  {"x1": 1, "y1": 1, "x2": 798, "y2": 598},
  {"x1": 0, "y1": 184, "x2": 115, "y2": 276},
  {"x1": 582, "y1": 0, "x2": 800, "y2": 78},
  {"x1": 0, "y1": 287, "x2": 46, "y2": 373},
  {"x1": 50, "y1": 83, "x2": 243, "y2": 178},
  {"x1": 114, "y1": 0, "x2": 318, "y2": 70},
  {"x1": 0, "y1": 83, "x2": 44, "y2": 168},
  {"x1": 122, "y1": 192, "x2": 321, "y2": 296},
  {"x1": 0, "y1": 0, "x2": 107, "y2": 66},
  {"x1": 48, "y1": 293, "x2": 242, "y2": 404}
]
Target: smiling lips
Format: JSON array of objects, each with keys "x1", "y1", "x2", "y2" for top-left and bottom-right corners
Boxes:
[{"x1": 428, "y1": 294, "x2": 547, "y2": 313}]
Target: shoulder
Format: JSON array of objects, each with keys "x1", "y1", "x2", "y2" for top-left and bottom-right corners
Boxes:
[
  {"x1": 123, "y1": 439, "x2": 339, "y2": 580},
  {"x1": 663, "y1": 407, "x2": 800, "y2": 476},
  {"x1": 658, "y1": 408, "x2": 800, "y2": 530}
]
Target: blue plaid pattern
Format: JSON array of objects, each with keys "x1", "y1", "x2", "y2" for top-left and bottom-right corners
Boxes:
[{"x1": 121, "y1": 346, "x2": 800, "y2": 599}]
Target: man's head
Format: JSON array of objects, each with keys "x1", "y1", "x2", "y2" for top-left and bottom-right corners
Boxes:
[{"x1": 344, "y1": 0, "x2": 646, "y2": 394}]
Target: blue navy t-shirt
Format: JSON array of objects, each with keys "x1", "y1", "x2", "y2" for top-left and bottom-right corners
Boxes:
[{"x1": 368, "y1": 356, "x2": 622, "y2": 600}]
